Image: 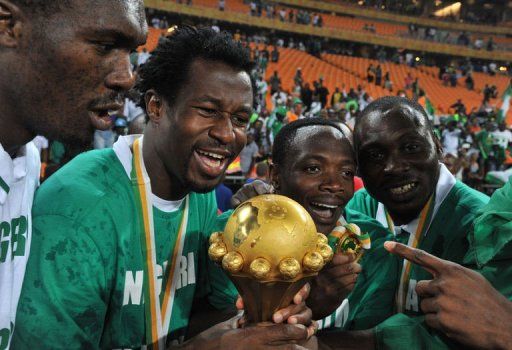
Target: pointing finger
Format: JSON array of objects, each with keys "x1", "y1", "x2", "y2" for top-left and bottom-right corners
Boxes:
[{"x1": 384, "y1": 241, "x2": 446, "y2": 277}]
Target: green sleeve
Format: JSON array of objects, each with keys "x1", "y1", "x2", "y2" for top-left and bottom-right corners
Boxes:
[
  {"x1": 471, "y1": 258, "x2": 512, "y2": 302},
  {"x1": 374, "y1": 314, "x2": 455, "y2": 350},
  {"x1": 12, "y1": 215, "x2": 110, "y2": 349}
]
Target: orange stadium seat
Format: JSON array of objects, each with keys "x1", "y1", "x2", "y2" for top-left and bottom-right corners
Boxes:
[{"x1": 141, "y1": 27, "x2": 511, "y2": 121}]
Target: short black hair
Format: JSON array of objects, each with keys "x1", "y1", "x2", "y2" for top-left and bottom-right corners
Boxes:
[
  {"x1": 136, "y1": 26, "x2": 254, "y2": 111},
  {"x1": 272, "y1": 118, "x2": 348, "y2": 167},
  {"x1": 356, "y1": 96, "x2": 429, "y2": 130},
  {"x1": 354, "y1": 96, "x2": 437, "y2": 150}
]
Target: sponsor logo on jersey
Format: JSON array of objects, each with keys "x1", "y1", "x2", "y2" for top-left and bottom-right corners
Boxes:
[
  {"x1": 0, "y1": 216, "x2": 28, "y2": 263},
  {"x1": 122, "y1": 252, "x2": 196, "y2": 306}
]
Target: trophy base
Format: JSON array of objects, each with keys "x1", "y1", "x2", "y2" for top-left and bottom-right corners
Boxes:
[{"x1": 230, "y1": 275, "x2": 312, "y2": 323}]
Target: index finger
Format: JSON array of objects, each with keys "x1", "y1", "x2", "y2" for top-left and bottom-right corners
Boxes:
[{"x1": 383, "y1": 241, "x2": 446, "y2": 277}]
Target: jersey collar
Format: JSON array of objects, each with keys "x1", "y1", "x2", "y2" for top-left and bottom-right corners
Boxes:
[{"x1": 0, "y1": 147, "x2": 12, "y2": 205}]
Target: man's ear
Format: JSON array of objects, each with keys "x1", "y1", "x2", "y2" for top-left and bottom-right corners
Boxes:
[
  {"x1": 144, "y1": 90, "x2": 164, "y2": 125},
  {"x1": 269, "y1": 162, "x2": 280, "y2": 192},
  {"x1": 0, "y1": 1, "x2": 23, "y2": 48},
  {"x1": 432, "y1": 132, "x2": 443, "y2": 158}
]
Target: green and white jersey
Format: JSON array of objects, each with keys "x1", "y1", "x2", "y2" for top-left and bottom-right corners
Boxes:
[
  {"x1": 0, "y1": 141, "x2": 40, "y2": 350},
  {"x1": 12, "y1": 136, "x2": 235, "y2": 349},
  {"x1": 332, "y1": 164, "x2": 490, "y2": 349}
]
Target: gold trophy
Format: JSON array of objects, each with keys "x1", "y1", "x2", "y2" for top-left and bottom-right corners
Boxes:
[{"x1": 208, "y1": 194, "x2": 333, "y2": 323}]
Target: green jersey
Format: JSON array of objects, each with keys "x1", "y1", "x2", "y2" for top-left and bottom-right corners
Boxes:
[
  {"x1": 12, "y1": 136, "x2": 234, "y2": 349},
  {"x1": 340, "y1": 165, "x2": 489, "y2": 349},
  {"x1": 466, "y1": 176, "x2": 512, "y2": 303}
]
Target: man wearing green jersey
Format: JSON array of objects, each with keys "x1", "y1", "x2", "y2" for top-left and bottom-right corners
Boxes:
[
  {"x1": 13, "y1": 27, "x2": 314, "y2": 349},
  {"x1": 0, "y1": 0, "x2": 147, "y2": 348},
  {"x1": 317, "y1": 97, "x2": 492, "y2": 349}
]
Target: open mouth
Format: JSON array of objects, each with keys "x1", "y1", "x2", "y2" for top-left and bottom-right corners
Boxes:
[
  {"x1": 388, "y1": 182, "x2": 418, "y2": 196},
  {"x1": 193, "y1": 149, "x2": 230, "y2": 178},
  {"x1": 89, "y1": 105, "x2": 121, "y2": 131},
  {"x1": 308, "y1": 201, "x2": 341, "y2": 220}
]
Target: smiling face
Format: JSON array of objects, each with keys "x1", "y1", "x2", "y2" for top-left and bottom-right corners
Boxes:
[
  {"x1": 3, "y1": 0, "x2": 147, "y2": 147},
  {"x1": 355, "y1": 104, "x2": 441, "y2": 224},
  {"x1": 152, "y1": 58, "x2": 253, "y2": 194},
  {"x1": 273, "y1": 126, "x2": 355, "y2": 234}
]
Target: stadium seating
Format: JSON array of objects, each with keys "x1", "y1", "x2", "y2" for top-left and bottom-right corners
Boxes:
[{"x1": 142, "y1": 27, "x2": 511, "y2": 119}]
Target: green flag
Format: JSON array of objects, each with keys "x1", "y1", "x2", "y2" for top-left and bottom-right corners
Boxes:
[
  {"x1": 497, "y1": 84, "x2": 512, "y2": 123},
  {"x1": 425, "y1": 97, "x2": 435, "y2": 120}
]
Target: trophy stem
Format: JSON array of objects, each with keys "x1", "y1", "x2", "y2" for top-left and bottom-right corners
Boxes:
[{"x1": 230, "y1": 275, "x2": 312, "y2": 323}]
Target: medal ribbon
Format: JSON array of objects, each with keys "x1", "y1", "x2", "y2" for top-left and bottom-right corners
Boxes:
[
  {"x1": 131, "y1": 137, "x2": 189, "y2": 349},
  {"x1": 384, "y1": 195, "x2": 435, "y2": 313}
]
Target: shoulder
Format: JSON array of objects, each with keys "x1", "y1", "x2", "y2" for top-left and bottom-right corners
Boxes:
[
  {"x1": 33, "y1": 149, "x2": 130, "y2": 220},
  {"x1": 345, "y1": 207, "x2": 387, "y2": 236},
  {"x1": 446, "y1": 181, "x2": 489, "y2": 215},
  {"x1": 346, "y1": 189, "x2": 379, "y2": 218}
]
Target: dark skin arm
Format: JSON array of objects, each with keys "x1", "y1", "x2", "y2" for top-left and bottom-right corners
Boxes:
[
  {"x1": 308, "y1": 254, "x2": 361, "y2": 320},
  {"x1": 177, "y1": 319, "x2": 317, "y2": 350},
  {"x1": 385, "y1": 241, "x2": 512, "y2": 350}
]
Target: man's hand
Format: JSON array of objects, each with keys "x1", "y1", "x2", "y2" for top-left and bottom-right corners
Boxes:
[
  {"x1": 308, "y1": 253, "x2": 361, "y2": 319},
  {"x1": 189, "y1": 316, "x2": 317, "y2": 349},
  {"x1": 384, "y1": 241, "x2": 512, "y2": 350},
  {"x1": 236, "y1": 283, "x2": 317, "y2": 338},
  {"x1": 231, "y1": 180, "x2": 272, "y2": 207}
]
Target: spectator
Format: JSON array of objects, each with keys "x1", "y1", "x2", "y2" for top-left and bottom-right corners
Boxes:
[
  {"x1": 491, "y1": 122, "x2": 512, "y2": 150},
  {"x1": 218, "y1": 0, "x2": 225, "y2": 11},
  {"x1": 487, "y1": 37, "x2": 495, "y2": 51},
  {"x1": 465, "y1": 73, "x2": 474, "y2": 90},
  {"x1": 464, "y1": 152, "x2": 484, "y2": 188},
  {"x1": 474, "y1": 37, "x2": 484, "y2": 50},
  {"x1": 330, "y1": 87, "x2": 343, "y2": 106},
  {"x1": 246, "y1": 161, "x2": 270, "y2": 184},
  {"x1": 271, "y1": 46, "x2": 279, "y2": 62},
  {"x1": 317, "y1": 80, "x2": 330, "y2": 108},
  {"x1": 240, "y1": 131, "x2": 260, "y2": 177},
  {"x1": 404, "y1": 72, "x2": 413, "y2": 89},
  {"x1": 294, "y1": 68, "x2": 303, "y2": 86},
  {"x1": 384, "y1": 72, "x2": 393, "y2": 91},
  {"x1": 269, "y1": 70, "x2": 281, "y2": 95},
  {"x1": 286, "y1": 99, "x2": 305, "y2": 122},
  {"x1": 279, "y1": 8, "x2": 286, "y2": 21},
  {"x1": 367, "y1": 63, "x2": 375, "y2": 83},
  {"x1": 375, "y1": 65, "x2": 382, "y2": 86},
  {"x1": 450, "y1": 99, "x2": 466, "y2": 116},
  {"x1": 301, "y1": 82, "x2": 313, "y2": 109},
  {"x1": 442, "y1": 120, "x2": 462, "y2": 156}
]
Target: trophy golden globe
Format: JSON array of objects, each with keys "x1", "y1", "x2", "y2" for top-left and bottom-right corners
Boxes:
[{"x1": 208, "y1": 194, "x2": 333, "y2": 323}]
